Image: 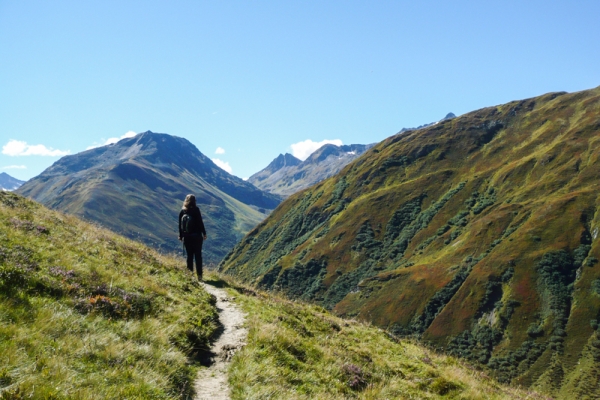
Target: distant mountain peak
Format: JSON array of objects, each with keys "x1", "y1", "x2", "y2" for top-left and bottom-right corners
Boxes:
[
  {"x1": 0, "y1": 172, "x2": 25, "y2": 191},
  {"x1": 249, "y1": 143, "x2": 373, "y2": 196},
  {"x1": 270, "y1": 153, "x2": 302, "y2": 170}
]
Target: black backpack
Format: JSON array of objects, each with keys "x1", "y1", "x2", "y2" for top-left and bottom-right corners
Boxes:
[{"x1": 181, "y1": 212, "x2": 194, "y2": 234}]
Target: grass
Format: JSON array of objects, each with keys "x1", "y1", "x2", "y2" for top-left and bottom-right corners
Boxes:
[
  {"x1": 0, "y1": 191, "x2": 551, "y2": 399},
  {"x1": 0, "y1": 191, "x2": 219, "y2": 399},
  {"x1": 220, "y1": 275, "x2": 545, "y2": 399}
]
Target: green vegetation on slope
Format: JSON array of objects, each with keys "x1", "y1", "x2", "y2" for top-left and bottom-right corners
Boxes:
[
  {"x1": 0, "y1": 192, "x2": 218, "y2": 399},
  {"x1": 220, "y1": 277, "x2": 543, "y2": 399},
  {"x1": 220, "y1": 86, "x2": 600, "y2": 397}
]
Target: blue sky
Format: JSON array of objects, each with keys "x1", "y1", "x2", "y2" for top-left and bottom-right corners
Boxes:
[{"x1": 1, "y1": 1, "x2": 599, "y2": 181}]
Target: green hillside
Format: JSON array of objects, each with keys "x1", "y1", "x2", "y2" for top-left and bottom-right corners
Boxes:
[
  {"x1": 224, "y1": 279, "x2": 543, "y2": 399},
  {"x1": 220, "y1": 86, "x2": 600, "y2": 397},
  {"x1": 0, "y1": 191, "x2": 218, "y2": 398}
]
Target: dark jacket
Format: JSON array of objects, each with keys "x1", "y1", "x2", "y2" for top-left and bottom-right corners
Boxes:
[{"x1": 179, "y1": 206, "x2": 206, "y2": 239}]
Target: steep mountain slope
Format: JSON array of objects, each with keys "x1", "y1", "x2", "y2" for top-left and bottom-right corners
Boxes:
[
  {"x1": 17, "y1": 131, "x2": 281, "y2": 264},
  {"x1": 220, "y1": 86, "x2": 600, "y2": 397},
  {"x1": 0, "y1": 191, "x2": 218, "y2": 398},
  {"x1": 249, "y1": 144, "x2": 373, "y2": 197},
  {"x1": 0, "y1": 172, "x2": 25, "y2": 191}
]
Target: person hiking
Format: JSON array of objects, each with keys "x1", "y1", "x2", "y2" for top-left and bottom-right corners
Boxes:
[{"x1": 178, "y1": 194, "x2": 207, "y2": 280}]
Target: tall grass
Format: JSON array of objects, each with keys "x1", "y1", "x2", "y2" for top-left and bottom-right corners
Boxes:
[
  {"x1": 223, "y1": 277, "x2": 546, "y2": 399},
  {"x1": 0, "y1": 192, "x2": 218, "y2": 399}
]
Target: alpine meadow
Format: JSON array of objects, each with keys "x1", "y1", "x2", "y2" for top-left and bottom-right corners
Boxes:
[{"x1": 220, "y1": 87, "x2": 600, "y2": 398}]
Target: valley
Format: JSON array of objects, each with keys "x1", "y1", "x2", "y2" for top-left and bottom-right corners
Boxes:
[
  {"x1": 16, "y1": 131, "x2": 281, "y2": 264},
  {"x1": 6, "y1": 87, "x2": 600, "y2": 398}
]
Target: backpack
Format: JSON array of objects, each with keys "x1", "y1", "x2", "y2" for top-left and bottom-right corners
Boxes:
[{"x1": 181, "y1": 212, "x2": 194, "y2": 234}]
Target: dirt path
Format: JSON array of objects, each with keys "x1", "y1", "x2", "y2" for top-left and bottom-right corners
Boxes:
[{"x1": 194, "y1": 282, "x2": 247, "y2": 400}]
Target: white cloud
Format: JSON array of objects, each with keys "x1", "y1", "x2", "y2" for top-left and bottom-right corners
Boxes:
[
  {"x1": 215, "y1": 147, "x2": 225, "y2": 154},
  {"x1": 2, "y1": 140, "x2": 70, "y2": 157},
  {"x1": 87, "y1": 131, "x2": 138, "y2": 150},
  {"x1": 290, "y1": 139, "x2": 343, "y2": 161},
  {"x1": 212, "y1": 158, "x2": 233, "y2": 174},
  {"x1": 1, "y1": 165, "x2": 27, "y2": 170}
]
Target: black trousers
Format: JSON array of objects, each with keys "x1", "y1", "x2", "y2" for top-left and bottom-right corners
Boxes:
[{"x1": 184, "y1": 236, "x2": 203, "y2": 278}]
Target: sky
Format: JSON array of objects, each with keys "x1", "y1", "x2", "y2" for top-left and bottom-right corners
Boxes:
[{"x1": 1, "y1": 1, "x2": 599, "y2": 181}]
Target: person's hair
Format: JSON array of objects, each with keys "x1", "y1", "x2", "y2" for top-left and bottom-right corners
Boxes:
[{"x1": 182, "y1": 194, "x2": 196, "y2": 210}]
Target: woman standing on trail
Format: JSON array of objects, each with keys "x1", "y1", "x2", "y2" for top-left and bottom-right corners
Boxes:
[{"x1": 179, "y1": 194, "x2": 207, "y2": 280}]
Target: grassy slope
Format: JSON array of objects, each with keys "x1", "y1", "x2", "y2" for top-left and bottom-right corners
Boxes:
[
  {"x1": 219, "y1": 86, "x2": 600, "y2": 397},
  {"x1": 0, "y1": 191, "x2": 218, "y2": 399},
  {"x1": 0, "y1": 191, "x2": 549, "y2": 399},
  {"x1": 221, "y1": 277, "x2": 543, "y2": 399}
]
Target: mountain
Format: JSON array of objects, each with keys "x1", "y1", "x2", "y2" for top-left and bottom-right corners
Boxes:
[
  {"x1": 249, "y1": 144, "x2": 373, "y2": 197},
  {"x1": 17, "y1": 131, "x2": 281, "y2": 264},
  {"x1": 220, "y1": 87, "x2": 600, "y2": 398},
  {"x1": 0, "y1": 172, "x2": 25, "y2": 191}
]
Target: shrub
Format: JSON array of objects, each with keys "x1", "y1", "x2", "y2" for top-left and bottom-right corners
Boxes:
[
  {"x1": 342, "y1": 363, "x2": 368, "y2": 391},
  {"x1": 527, "y1": 323, "x2": 544, "y2": 338},
  {"x1": 592, "y1": 279, "x2": 600, "y2": 295},
  {"x1": 411, "y1": 266, "x2": 471, "y2": 334}
]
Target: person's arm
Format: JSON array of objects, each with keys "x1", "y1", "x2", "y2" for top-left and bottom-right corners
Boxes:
[
  {"x1": 198, "y1": 209, "x2": 207, "y2": 239},
  {"x1": 178, "y1": 210, "x2": 183, "y2": 240}
]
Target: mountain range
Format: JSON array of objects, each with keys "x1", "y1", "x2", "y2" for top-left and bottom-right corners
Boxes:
[
  {"x1": 249, "y1": 143, "x2": 373, "y2": 197},
  {"x1": 219, "y1": 87, "x2": 600, "y2": 397},
  {"x1": 17, "y1": 131, "x2": 281, "y2": 264},
  {"x1": 0, "y1": 172, "x2": 25, "y2": 191},
  {"x1": 249, "y1": 113, "x2": 455, "y2": 197}
]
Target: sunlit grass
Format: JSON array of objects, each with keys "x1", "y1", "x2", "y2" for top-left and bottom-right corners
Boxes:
[
  {"x1": 0, "y1": 192, "x2": 218, "y2": 399},
  {"x1": 222, "y1": 276, "x2": 545, "y2": 399}
]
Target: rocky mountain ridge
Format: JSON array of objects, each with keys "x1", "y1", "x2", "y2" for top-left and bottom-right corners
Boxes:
[
  {"x1": 249, "y1": 143, "x2": 373, "y2": 197},
  {"x1": 0, "y1": 172, "x2": 25, "y2": 191}
]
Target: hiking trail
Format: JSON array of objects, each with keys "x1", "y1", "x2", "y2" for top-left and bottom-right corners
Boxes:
[{"x1": 194, "y1": 281, "x2": 247, "y2": 400}]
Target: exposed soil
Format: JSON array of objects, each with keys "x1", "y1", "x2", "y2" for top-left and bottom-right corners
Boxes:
[{"x1": 194, "y1": 281, "x2": 247, "y2": 400}]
